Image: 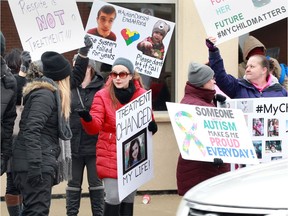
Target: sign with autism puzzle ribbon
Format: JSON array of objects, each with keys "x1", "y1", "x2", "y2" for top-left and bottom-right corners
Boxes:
[
  {"x1": 7, "y1": 0, "x2": 85, "y2": 60},
  {"x1": 166, "y1": 102, "x2": 259, "y2": 165},
  {"x1": 85, "y1": 0, "x2": 175, "y2": 79},
  {"x1": 193, "y1": 0, "x2": 287, "y2": 44}
]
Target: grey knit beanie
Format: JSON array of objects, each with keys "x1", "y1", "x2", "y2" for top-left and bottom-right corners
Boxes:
[
  {"x1": 188, "y1": 62, "x2": 214, "y2": 87},
  {"x1": 112, "y1": 57, "x2": 134, "y2": 74}
]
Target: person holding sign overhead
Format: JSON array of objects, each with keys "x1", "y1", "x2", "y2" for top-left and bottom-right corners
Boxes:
[
  {"x1": 79, "y1": 57, "x2": 158, "y2": 216},
  {"x1": 87, "y1": 5, "x2": 117, "y2": 41},
  {"x1": 206, "y1": 37, "x2": 287, "y2": 98},
  {"x1": 176, "y1": 62, "x2": 230, "y2": 196}
]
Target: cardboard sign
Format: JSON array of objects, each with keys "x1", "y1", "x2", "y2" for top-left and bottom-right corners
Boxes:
[
  {"x1": 167, "y1": 102, "x2": 259, "y2": 164},
  {"x1": 8, "y1": 0, "x2": 85, "y2": 59},
  {"x1": 193, "y1": 0, "x2": 288, "y2": 44},
  {"x1": 116, "y1": 90, "x2": 153, "y2": 201}
]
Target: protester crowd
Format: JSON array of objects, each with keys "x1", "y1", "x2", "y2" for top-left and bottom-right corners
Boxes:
[{"x1": 1, "y1": 13, "x2": 287, "y2": 216}]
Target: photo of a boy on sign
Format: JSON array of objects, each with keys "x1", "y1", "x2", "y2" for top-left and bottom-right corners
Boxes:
[{"x1": 85, "y1": 0, "x2": 175, "y2": 79}]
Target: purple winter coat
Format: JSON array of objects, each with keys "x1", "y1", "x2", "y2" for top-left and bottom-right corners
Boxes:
[{"x1": 209, "y1": 49, "x2": 287, "y2": 99}]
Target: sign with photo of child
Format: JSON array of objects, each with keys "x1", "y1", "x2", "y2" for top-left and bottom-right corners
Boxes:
[
  {"x1": 225, "y1": 97, "x2": 288, "y2": 163},
  {"x1": 166, "y1": 102, "x2": 259, "y2": 165},
  {"x1": 85, "y1": 0, "x2": 175, "y2": 79},
  {"x1": 116, "y1": 90, "x2": 153, "y2": 201}
]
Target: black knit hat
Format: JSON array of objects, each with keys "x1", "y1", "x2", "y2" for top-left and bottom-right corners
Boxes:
[
  {"x1": 0, "y1": 31, "x2": 6, "y2": 56},
  {"x1": 41, "y1": 51, "x2": 71, "y2": 81}
]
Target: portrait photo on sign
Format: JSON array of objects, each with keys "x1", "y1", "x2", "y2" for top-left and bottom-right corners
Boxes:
[
  {"x1": 265, "y1": 140, "x2": 282, "y2": 154},
  {"x1": 122, "y1": 128, "x2": 147, "y2": 175},
  {"x1": 252, "y1": 118, "x2": 264, "y2": 137}
]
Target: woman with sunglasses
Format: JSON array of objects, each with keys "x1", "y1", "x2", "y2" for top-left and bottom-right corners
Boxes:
[{"x1": 78, "y1": 57, "x2": 158, "y2": 216}]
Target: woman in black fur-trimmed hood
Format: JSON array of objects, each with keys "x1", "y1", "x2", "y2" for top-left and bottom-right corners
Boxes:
[{"x1": 12, "y1": 50, "x2": 89, "y2": 215}]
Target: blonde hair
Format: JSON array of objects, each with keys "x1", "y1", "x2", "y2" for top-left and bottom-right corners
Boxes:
[{"x1": 57, "y1": 76, "x2": 71, "y2": 120}]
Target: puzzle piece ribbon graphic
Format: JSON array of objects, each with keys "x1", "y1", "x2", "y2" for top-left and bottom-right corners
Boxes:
[
  {"x1": 175, "y1": 111, "x2": 206, "y2": 156},
  {"x1": 121, "y1": 28, "x2": 140, "y2": 45}
]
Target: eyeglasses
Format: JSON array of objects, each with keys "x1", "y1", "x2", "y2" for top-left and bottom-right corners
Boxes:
[{"x1": 110, "y1": 71, "x2": 130, "y2": 79}]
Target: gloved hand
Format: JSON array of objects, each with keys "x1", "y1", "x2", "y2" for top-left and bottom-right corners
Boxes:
[
  {"x1": 76, "y1": 108, "x2": 92, "y2": 122},
  {"x1": 213, "y1": 94, "x2": 227, "y2": 108},
  {"x1": 213, "y1": 158, "x2": 224, "y2": 167},
  {"x1": 20, "y1": 51, "x2": 32, "y2": 73},
  {"x1": 27, "y1": 169, "x2": 43, "y2": 187},
  {"x1": 148, "y1": 120, "x2": 158, "y2": 135},
  {"x1": 0, "y1": 156, "x2": 8, "y2": 176},
  {"x1": 78, "y1": 35, "x2": 93, "y2": 56},
  {"x1": 205, "y1": 38, "x2": 218, "y2": 52}
]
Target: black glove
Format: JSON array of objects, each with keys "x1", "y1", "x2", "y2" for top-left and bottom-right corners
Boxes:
[
  {"x1": 27, "y1": 169, "x2": 43, "y2": 187},
  {"x1": 213, "y1": 158, "x2": 224, "y2": 167},
  {"x1": 78, "y1": 35, "x2": 93, "y2": 56},
  {"x1": 213, "y1": 94, "x2": 227, "y2": 108},
  {"x1": 20, "y1": 51, "x2": 32, "y2": 73},
  {"x1": 148, "y1": 120, "x2": 158, "y2": 135},
  {"x1": 76, "y1": 108, "x2": 92, "y2": 122},
  {"x1": 205, "y1": 39, "x2": 218, "y2": 52},
  {"x1": 0, "y1": 156, "x2": 8, "y2": 176}
]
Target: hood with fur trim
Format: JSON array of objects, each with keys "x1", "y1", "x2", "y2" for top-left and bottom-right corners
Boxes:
[{"x1": 22, "y1": 79, "x2": 57, "y2": 97}]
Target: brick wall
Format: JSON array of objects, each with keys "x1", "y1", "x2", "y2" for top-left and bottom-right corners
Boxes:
[{"x1": 1, "y1": 2, "x2": 92, "y2": 63}]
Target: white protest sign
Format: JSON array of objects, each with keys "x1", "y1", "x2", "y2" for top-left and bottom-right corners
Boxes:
[
  {"x1": 166, "y1": 102, "x2": 259, "y2": 165},
  {"x1": 8, "y1": 0, "x2": 85, "y2": 60},
  {"x1": 226, "y1": 97, "x2": 288, "y2": 163},
  {"x1": 85, "y1": 0, "x2": 175, "y2": 79},
  {"x1": 116, "y1": 90, "x2": 153, "y2": 201},
  {"x1": 193, "y1": 0, "x2": 288, "y2": 44}
]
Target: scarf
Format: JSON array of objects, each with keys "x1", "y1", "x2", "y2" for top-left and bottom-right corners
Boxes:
[{"x1": 114, "y1": 80, "x2": 136, "y2": 104}]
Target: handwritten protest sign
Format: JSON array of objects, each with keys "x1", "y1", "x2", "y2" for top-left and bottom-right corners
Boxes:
[
  {"x1": 226, "y1": 97, "x2": 288, "y2": 163},
  {"x1": 85, "y1": 0, "x2": 175, "y2": 79},
  {"x1": 166, "y1": 102, "x2": 259, "y2": 165},
  {"x1": 8, "y1": 0, "x2": 85, "y2": 60},
  {"x1": 193, "y1": 0, "x2": 288, "y2": 44},
  {"x1": 116, "y1": 90, "x2": 153, "y2": 201}
]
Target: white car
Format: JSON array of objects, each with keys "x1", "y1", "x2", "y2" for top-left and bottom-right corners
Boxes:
[{"x1": 176, "y1": 158, "x2": 288, "y2": 216}]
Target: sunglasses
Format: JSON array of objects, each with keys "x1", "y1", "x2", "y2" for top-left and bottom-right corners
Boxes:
[{"x1": 110, "y1": 71, "x2": 130, "y2": 79}]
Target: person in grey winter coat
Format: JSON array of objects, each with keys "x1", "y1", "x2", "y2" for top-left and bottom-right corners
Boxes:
[
  {"x1": 1, "y1": 31, "x2": 17, "y2": 177},
  {"x1": 12, "y1": 36, "x2": 92, "y2": 215},
  {"x1": 66, "y1": 55, "x2": 105, "y2": 216}
]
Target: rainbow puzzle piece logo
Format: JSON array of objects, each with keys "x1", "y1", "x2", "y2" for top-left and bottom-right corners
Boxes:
[{"x1": 121, "y1": 28, "x2": 140, "y2": 45}]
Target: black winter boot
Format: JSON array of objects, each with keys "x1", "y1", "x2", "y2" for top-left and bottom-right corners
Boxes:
[
  {"x1": 120, "y1": 202, "x2": 134, "y2": 216},
  {"x1": 5, "y1": 194, "x2": 22, "y2": 216},
  {"x1": 103, "y1": 202, "x2": 120, "y2": 216},
  {"x1": 66, "y1": 187, "x2": 81, "y2": 216},
  {"x1": 89, "y1": 188, "x2": 104, "y2": 216}
]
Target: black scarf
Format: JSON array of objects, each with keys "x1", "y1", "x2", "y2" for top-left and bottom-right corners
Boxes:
[{"x1": 114, "y1": 80, "x2": 136, "y2": 104}]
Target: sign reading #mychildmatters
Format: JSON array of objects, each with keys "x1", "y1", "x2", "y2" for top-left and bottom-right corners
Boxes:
[
  {"x1": 193, "y1": 0, "x2": 287, "y2": 44},
  {"x1": 166, "y1": 102, "x2": 259, "y2": 165}
]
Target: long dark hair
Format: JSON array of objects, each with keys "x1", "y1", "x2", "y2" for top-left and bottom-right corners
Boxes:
[{"x1": 128, "y1": 138, "x2": 142, "y2": 167}]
